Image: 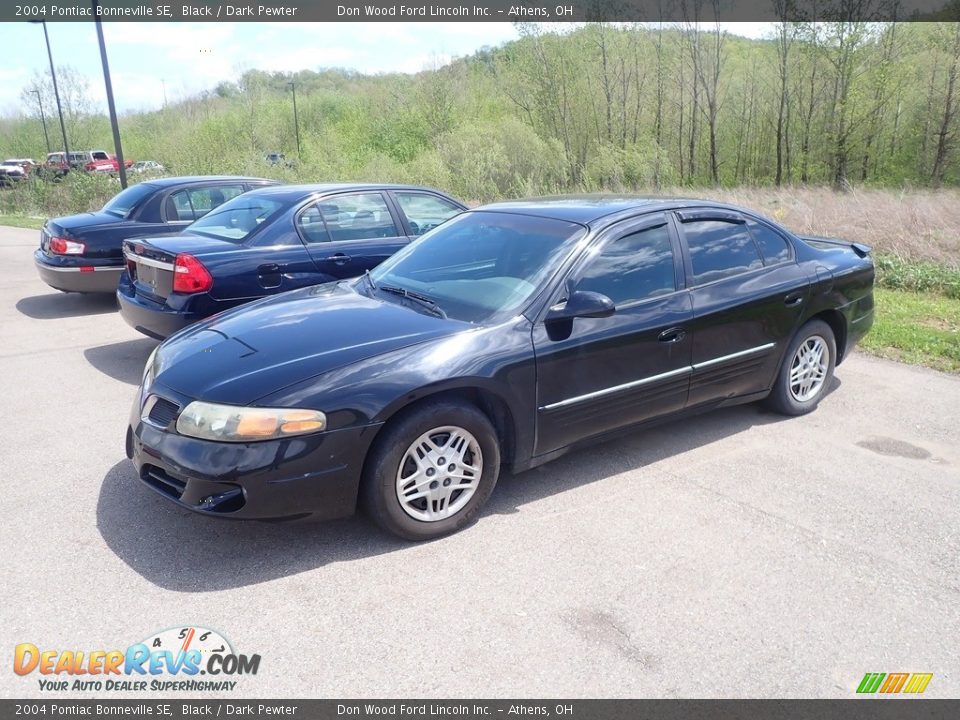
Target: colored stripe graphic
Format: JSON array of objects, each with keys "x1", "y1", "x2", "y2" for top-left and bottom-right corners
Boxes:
[
  {"x1": 880, "y1": 673, "x2": 909, "y2": 693},
  {"x1": 857, "y1": 673, "x2": 886, "y2": 693},
  {"x1": 903, "y1": 673, "x2": 933, "y2": 694},
  {"x1": 857, "y1": 672, "x2": 932, "y2": 694}
]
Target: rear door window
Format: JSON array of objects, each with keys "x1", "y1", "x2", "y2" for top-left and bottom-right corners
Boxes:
[
  {"x1": 747, "y1": 220, "x2": 793, "y2": 265},
  {"x1": 682, "y1": 219, "x2": 764, "y2": 285},
  {"x1": 167, "y1": 184, "x2": 245, "y2": 222},
  {"x1": 315, "y1": 193, "x2": 399, "y2": 242},
  {"x1": 393, "y1": 192, "x2": 462, "y2": 236}
]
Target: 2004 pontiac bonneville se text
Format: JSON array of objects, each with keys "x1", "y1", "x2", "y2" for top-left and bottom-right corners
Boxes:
[{"x1": 126, "y1": 196, "x2": 874, "y2": 540}]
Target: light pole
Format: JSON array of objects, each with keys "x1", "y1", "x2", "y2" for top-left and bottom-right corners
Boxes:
[
  {"x1": 289, "y1": 80, "x2": 301, "y2": 161},
  {"x1": 29, "y1": 88, "x2": 51, "y2": 154},
  {"x1": 30, "y1": 20, "x2": 69, "y2": 167},
  {"x1": 92, "y1": 0, "x2": 128, "y2": 189}
]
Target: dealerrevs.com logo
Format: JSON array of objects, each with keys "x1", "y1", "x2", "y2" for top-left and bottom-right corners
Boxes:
[{"x1": 14, "y1": 627, "x2": 261, "y2": 693}]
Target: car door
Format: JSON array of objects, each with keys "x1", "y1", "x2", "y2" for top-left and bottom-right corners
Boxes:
[
  {"x1": 299, "y1": 191, "x2": 409, "y2": 279},
  {"x1": 390, "y1": 190, "x2": 464, "y2": 237},
  {"x1": 532, "y1": 214, "x2": 694, "y2": 455},
  {"x1": 675, "y1": 209, "x2": 810, "y2": 408}
]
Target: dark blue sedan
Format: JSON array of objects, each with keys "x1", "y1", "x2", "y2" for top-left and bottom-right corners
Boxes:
[
  {"x1": 117, "y1": 183, "x2": 465, "y2": 339},
  {"x1": 34, "y1": 176, "x2": 279, "y2": 294}
]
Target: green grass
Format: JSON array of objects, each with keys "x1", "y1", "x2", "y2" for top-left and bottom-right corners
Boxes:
[
  {"x1": 874, "y1": 253, "x2": 960, "y2": 299},
  {"x1": 0, "y1": 214, "x2": 44, "y2": 230},
  {"x1": 860, "y1": 288, "x2": 960, "y2": 373}
]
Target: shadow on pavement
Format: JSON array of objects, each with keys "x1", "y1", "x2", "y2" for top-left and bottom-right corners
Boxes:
[
  {"x1": 16, "y1": 292, "x2": 117, "y2": 319},
  {"x1": 97, "y1": 401, "x2": 797, "y2": 592},
  {"x1": 84, "y1": 338, "x2": 158, "y2": 385}
]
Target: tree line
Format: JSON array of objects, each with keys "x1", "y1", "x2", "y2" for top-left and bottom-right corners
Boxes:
[{"x1": 2, "y1": 21, "x2": 959, "y2": 201}]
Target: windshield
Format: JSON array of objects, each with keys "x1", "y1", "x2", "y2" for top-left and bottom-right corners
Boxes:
[
  {"x1": 369, "y1": 211, "x2": 586, "y2": 324},
  {"x1": 101, "y1": 183, "x2": 156, "y2": 217},
  {"x1": 186, "y1": 194, "x2": 287, "y2": 242}
]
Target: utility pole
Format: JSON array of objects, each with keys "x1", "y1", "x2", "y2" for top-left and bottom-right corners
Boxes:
[
  {"x1": 289, "y1": 80, "x2": 301, "y2": 160},
  {"x1": 161, "y1": 78, "x2": 167, "y2": 107},
  {"x1": 30, "y1": 88, "x2": 51, "y2": 154},
  {"x1": 31, "y1": 21, "x2": 69, "y2": 167},
  {"x1": 92, "y1": 0, "x2": 128, "y2": 189}
]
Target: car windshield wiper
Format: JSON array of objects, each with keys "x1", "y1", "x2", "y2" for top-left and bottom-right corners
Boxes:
[
  {"x1": 378, "y1": 284, "x2": 447, "y2": 319},
  {"x1": 363, "y1": 269, "x2": 377, "y2": 292}
]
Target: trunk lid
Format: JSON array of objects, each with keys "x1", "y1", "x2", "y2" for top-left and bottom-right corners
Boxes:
[
  {"x1": 799, "y1": 235, "x2": 872, "y2": 258},
  {"x1": 123, "y1": 232, "x2": 238, "y2": 303}
]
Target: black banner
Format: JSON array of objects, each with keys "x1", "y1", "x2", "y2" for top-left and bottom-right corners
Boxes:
[
  {"x1": 3, "y1": 0, "x2": 959, "y2": 23},
  {"x1": 2, "y1": 700, "x2": 960, "y2": 720}
]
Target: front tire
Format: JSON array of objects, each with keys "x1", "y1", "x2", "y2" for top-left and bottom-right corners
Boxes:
[
  {"x1": 765, "y1": 319, "x2": 836, "y2": 416},
  {"x1": 361, "y1": 401, "x2": 501, "y2": 541}
]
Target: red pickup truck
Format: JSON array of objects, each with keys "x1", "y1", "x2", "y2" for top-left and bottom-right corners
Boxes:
[{"x1": 84, "y1": 150, "x2": 134, "y2": 173}]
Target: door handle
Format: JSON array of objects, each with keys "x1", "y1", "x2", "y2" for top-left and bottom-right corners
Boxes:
[
  {"x1": 784, "y1": 292, "x2": 805, "y2": 307},
  {"x1": 658, "y1": 327, "x2": 687, "y2": 343},
  {"x1": 324, "y1": 253, "x2": 351, "y2": 265}
]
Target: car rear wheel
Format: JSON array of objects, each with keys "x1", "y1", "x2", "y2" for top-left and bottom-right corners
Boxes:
[
  {"x1": 361, "y1": 401, "x2": 501, "y2": 541},
  {"x1": 765, "y1": 319, "x2": 836, "y2": 416}
]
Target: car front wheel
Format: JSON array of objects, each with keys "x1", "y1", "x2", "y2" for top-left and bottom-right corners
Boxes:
[
  {"x1": 765, "y1": 318, "x2": 837, "y2": 416},
  {"x1": 361, "y1": 401, "x2": 501, "y2": 541}
]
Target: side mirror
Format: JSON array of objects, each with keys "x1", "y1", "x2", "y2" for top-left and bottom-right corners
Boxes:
[{"x1": 547, "y1": 289, "x2": 615, "y2": 321}]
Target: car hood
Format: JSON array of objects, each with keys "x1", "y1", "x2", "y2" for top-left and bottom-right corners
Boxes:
[{"x1": 153, "y1": 283, "x2": 467, "y2": 405}]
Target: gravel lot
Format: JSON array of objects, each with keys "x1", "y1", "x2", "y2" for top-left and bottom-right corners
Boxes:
[{"x1": 1, "y1": 224, "x2": 958, "y2": 699}]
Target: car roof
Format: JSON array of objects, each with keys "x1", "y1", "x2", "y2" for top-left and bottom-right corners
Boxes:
[
  {"x1": 241, "y1": 183, "x2": 452, "y2": 201},
  {"x1": 140, "y1": 176, "x2": 279, "y2": 188},
  {"x1": 473, "y1": 195, "x2": 754, "y2": 225}
]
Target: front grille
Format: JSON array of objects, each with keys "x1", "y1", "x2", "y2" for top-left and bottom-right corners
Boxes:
[
  {"x1": 141, "y1": 464, "x2": 186, "y2": 500},
  {"x1": 148, "y1": 397, "x2": 180, "y2": 427}
]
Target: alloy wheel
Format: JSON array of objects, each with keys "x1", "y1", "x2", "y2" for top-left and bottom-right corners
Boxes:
[
  {"x1": 789, "y1": 335, "x2": 829, "y2": 402},
  {"x1": 395, "y1": 425, "x2": 483, "y2": 522}
]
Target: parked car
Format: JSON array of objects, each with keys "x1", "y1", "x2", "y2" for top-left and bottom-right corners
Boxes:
[
  {"x1": 125, "y1": 196, "x2": 875, "y2": 540},
  {"x1": 117, "y1": 183, "x2": 466, "y2": 339},
  {"x1": 34, "y1": 176, "x2": 279, "y2": 294},
  {"x1": 84, "y1": 150, "x2": 134, "y2": 173},
  {"x1": 39, "y1": 151, "x2": 89, "y2": 178},
  {"x1": 0, "y1": 158, "x2": 37, "y2": 184},
  {"x1": 130, "y1": 160, "x2": 165, "y2": 174}
]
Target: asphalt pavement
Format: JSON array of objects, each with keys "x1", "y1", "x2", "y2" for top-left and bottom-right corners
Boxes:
[{"x1": 1, "y1": 224, "x2": 958, "y2": 699}]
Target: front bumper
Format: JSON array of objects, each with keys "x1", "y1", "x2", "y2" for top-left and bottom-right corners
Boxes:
[
  {"x1": 126, "y1": 384, "x2": 381, "y2": 521},
  {"x1": 34, "y1": 251, "x2": 123, "y2": 293}
]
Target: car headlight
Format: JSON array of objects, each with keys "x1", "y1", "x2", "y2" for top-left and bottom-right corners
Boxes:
[
  {"x1": 142, "y1": 345, "x2": 158, "y2": 385},
  {"x1": 175, "y1": 401, "x2": 327, "y2": 442}
]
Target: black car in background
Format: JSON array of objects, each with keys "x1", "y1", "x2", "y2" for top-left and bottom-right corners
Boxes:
[
  {"x1": 117, "y1": 183, "x2": 466, "y2": 339},
  {"x1": 127, "y1": 196, "x2": 875, "y2": 541},
  {"x1": 34, "y1": 176, "x2": 278, "y2": 294}
]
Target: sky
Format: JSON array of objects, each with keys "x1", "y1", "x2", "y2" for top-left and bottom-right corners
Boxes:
[{"x1": 0, "y1": 21, "x2": 772, "y2": 117}]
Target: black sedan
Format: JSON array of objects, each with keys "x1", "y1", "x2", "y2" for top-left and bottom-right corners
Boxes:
[
  {"x1": 126, "y1": 196, "x2": 875, "y2": 540},
  {"x1": 34, "y1": 176, "x2": 278, "y2": 294},
  {"x1": 116, "y1": 183, "x2": 466, "y2": 339}
]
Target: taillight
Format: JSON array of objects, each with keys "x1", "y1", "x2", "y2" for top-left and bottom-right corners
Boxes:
[
  {"x1": 173, "y1": 253, "x2": 213, "y2": 294},
  {"x1": 49, "y1": 237, "x2": 85, "y2": 255}
]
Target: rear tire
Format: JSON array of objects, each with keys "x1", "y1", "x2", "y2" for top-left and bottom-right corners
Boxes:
[
  {"x1": 764, "y1": 319, "x2": 836, "y2": 416},
  {"x1": 361, "y1": 401, "x2": 500, "y2": 541}
]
